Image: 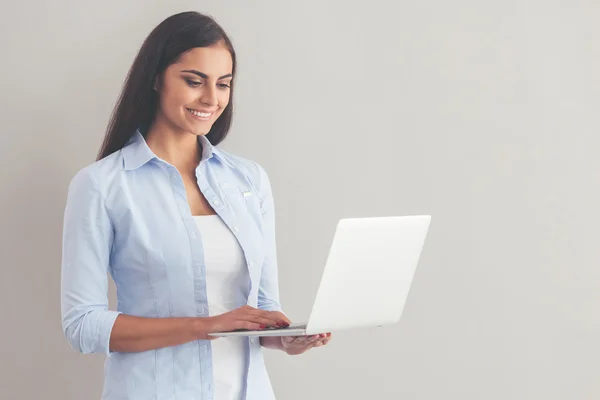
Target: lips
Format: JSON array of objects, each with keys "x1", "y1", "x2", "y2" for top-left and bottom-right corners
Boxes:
[{"x1": 187, "y1": 108, "x2": 213, "y2": 119}]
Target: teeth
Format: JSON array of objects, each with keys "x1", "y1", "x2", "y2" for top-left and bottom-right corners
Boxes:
[{"x1": 188, "y1": 109, "x2": 211, "y2": 118}]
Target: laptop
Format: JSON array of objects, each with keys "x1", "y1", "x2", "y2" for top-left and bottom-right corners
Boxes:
[{"x1": 208, "y1": 215, "x2": 431, "y2": 337}]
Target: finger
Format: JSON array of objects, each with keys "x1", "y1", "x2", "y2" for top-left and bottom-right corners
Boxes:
[
  {"x1": 265, "y1": 311, "x2": 291, "y2": 327},
  {"x1": 312, "y1": 335, "x2": 331, "y2": 347},
  {"x1": 236, "y1": 321, "x2": 263, "y2": 331},
  {"x1": 241, "y1": 315, "x2": 281, "y2": 328},
  {"x1": 241, "y1": 308, "x2": 289, "y2": 328},
  {"x1": 249, "y1": 309, "x2": 290, "y2": 326},
  {"x1": 291, "y1": 337, "x2": 308, "y2": 345},
  {"x1": 238, "y1": 310, "x2": 281, "y2": 326},
  {"x1": 250, "y1": 310, "x2": 284, "y2": 325},
  {"x1": 282, "y1": 336, "x2": 295, "y2": 344},
  {"x1": 292, "y1": 336, "x2": 308, "y2": 345},
  {"x1": 314, "y1": 333, "x2": 327, "y2": 341},
  {"x1": 307, "y1": 335, "x2": 320, "y2": 343},
  {"x1": 289, "y1": 339, "x2": 315, "y2": 351},
  {"x1": 271, "y1": 311, "x2": 292, "y2": 326}
]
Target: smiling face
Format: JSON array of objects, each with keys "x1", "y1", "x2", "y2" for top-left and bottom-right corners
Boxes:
[{"x1": 153, "y1": 42, "x2": 234, "y2": 137}]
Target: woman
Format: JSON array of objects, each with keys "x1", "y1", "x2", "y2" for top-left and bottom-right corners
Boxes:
[{"x1": 60, "y1": 11, "x2": 331, "y2": 400}]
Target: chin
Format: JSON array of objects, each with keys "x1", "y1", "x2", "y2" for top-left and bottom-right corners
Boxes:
[{"x1": 187, "y1": 126, "x2": 211, "y2": 137}]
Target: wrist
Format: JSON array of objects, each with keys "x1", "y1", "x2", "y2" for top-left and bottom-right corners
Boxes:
[
  {"x1": 190, "y1": 317, "x2": 213, "y2": 340},
  {"x1": 260, "y1": 336, "x2": 285, "y2": 352}
]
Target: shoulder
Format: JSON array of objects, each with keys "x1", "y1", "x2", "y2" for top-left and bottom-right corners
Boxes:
[{"x1": 67, "y1": 150, "x2": 123, "y2": 197}]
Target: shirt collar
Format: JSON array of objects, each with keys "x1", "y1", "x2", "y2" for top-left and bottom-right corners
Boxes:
[{"x1": 122, "y1": 129, "x2": 233, "y2": 170}]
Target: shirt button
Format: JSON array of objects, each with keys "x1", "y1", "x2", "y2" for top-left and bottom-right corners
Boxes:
[
  {"x1": 233, "y1": 226, "x2": 239, "y2": 232},
  {"x1": 213, "y1": 199, "x2": 220, "y2": 206}
]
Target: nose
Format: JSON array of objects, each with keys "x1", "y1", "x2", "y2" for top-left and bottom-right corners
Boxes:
[{"x1": 199, "y1": 85, "x2": 218, "y2": 107}]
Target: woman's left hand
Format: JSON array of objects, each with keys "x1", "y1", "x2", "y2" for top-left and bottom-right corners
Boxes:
[{"x1": 280, "y1": 333, "x2": 332, "y2": 355}]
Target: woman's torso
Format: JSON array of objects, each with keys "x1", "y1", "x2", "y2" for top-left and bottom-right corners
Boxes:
[{"x1": 92, "y1": 131, "x2": 278, "y2": 400}]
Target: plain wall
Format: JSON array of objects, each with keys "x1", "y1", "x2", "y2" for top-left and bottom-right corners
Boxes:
[{"x1": 1, "y1": 1, "x2": 599, "y2": 399}]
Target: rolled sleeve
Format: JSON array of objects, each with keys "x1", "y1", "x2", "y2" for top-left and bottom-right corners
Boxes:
[{"x1": 60, "y1": 167, "x2": 121, "y2": 355}]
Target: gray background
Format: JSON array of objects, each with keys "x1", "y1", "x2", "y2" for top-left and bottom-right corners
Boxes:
[{"x1": 1, "y1": 1, "x2": 599, "y2": 399}]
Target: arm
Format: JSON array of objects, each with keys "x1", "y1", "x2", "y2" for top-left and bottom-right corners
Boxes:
[
  {"x1": 254, "y1": 162, "x2": 283, "y2": 313},
  {"x1": 251, "y1": 164, "x2": 332, "y2": 354},
  {"x1": 252, "y1": 163, "x2": 289, "y2": 350},
  {"x1": 61, "y1": 168, "x2": 121, "y2": 354},
  {"x1": 110, "y1": 309, "x2": 281, "y2": 353},
  {"x1": 60, "y1": 168, "x2": 214, "y2": 354},
  {"x1": 108, "y1": 315, "x2": 210, "y2": 353},
  {"x1": 260, "y1": 335, "x2": 284, "y2": 350}
]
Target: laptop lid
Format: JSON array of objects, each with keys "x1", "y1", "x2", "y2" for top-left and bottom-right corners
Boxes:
[{"x1": 305, "y1": 215, "x2": 431, "y2": 335}]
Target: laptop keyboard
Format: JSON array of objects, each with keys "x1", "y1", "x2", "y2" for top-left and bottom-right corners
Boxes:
[
  {"x1": 263, "y1": 323, "x2": 307, "y2": 330},
  {"x1": 231, "y1": 323, "x2": 307, "y2": 332}
]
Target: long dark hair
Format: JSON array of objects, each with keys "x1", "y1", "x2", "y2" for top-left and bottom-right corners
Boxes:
[{"x1": 97, "y1": 11, "x2": 236, "y2": 161}]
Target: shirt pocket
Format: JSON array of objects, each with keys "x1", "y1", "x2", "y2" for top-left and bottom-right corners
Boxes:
[{"x1": 220, "y1": 181, "x2": 259, "y2": 212}]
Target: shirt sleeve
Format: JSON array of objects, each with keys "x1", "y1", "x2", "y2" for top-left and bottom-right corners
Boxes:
[
  {"x1": 60, "y1": 167, "x2": 121, "y2": 355},
  {"x1": 253, "y1": 162, "x2": 284, "y2": 313}
]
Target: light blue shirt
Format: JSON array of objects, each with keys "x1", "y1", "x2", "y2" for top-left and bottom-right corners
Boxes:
[{"x1": 61, "y1": 129, "x2": 283, "y2": 400}]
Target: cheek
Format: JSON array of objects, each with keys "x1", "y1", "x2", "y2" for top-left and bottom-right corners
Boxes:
[
  {"x1": 218, "y1": 92, "x2": 230, "y2": 110},
  {"x1": 161, "y1": 85, "x2": 195, "y2": 112}
]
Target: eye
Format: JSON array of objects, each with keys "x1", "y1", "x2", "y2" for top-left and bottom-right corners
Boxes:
[
  {"x1": 186, "y1": 79, "x2": 201, "y2": 87},
  {"x1": 218, "y1": 83, "x2": 231, "y2": 89}
]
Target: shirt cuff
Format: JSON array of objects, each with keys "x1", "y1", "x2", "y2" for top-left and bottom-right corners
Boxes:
[{"x1": 98, "y1": 310, "x2": 122, "y2": 355}]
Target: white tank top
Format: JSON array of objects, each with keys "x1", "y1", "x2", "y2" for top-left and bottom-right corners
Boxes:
[{"x1": 193, "y1": 214, "x2": 249, "y2": 400}]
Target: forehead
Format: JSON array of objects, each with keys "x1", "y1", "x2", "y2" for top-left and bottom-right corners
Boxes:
[{"x1": 173, "y1": 44, "x2": 233, "y2": 77}]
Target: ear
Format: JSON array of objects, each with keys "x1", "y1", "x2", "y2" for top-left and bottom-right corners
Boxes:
[{"x1": 153, "y1": 74, "x2": 161, "y2": 91}]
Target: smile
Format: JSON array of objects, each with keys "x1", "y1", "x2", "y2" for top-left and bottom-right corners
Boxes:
[{"x1": 187, "y1": 108, "x2": 213, "y2": 120}]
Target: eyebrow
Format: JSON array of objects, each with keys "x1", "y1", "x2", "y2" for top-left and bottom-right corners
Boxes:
[{"x1": 180, "y1": 70, "x2": 233, "y2": 80}]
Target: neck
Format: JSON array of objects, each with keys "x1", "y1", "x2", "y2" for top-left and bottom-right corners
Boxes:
[{"x1": 145, "y1": 117, "x2": 201, "y2": 172}]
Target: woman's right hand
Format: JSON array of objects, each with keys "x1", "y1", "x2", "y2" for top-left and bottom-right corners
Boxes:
[{"x1": 199, "y1": 306, "x2": 290, "y2": 339}]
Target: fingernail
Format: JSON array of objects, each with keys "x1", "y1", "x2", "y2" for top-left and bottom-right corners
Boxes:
[{"x1": 260, "y1": 325, "x2": 266, "y2": 329}]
